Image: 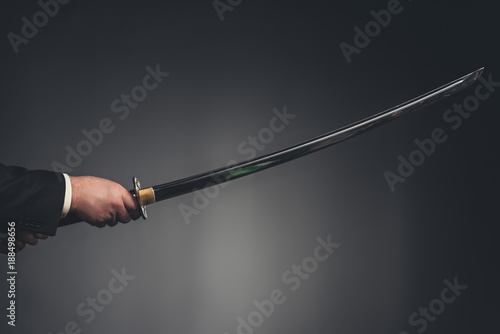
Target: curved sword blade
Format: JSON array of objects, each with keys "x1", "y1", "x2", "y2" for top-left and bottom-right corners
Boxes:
[{"x1": 137, "y1": 68, "x2": 483, "y2": 214}]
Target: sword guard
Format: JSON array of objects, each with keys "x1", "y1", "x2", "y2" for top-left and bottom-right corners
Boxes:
[{"x1": 132, "y1": 177, "x2": 148, "y2": 219}]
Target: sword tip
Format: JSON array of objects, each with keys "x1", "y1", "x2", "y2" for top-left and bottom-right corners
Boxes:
[{"x1": 458, "y1": 67, "x2": 484, "y2": 89}]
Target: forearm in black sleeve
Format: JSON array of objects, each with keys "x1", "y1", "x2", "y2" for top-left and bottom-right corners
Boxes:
[{"x1": 0, "y1": 164, "x2": 66, "y2": 236}]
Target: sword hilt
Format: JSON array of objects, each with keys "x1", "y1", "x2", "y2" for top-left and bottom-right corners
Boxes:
[{"x1": 131, "y1": 177, "x2": 155, "y2": 220}]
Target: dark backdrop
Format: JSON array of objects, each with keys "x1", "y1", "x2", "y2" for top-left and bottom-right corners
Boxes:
[{"x1": 1, "y1": 1, "x2": 499, "y2": 333}]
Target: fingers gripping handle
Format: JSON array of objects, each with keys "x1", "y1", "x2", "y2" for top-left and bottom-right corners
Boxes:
[{"x1": 58, "y1": 177, "x2": 150, "y2": 227}]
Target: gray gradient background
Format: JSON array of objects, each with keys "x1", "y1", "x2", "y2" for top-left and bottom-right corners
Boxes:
[{"x1": 1, "y1": 0, "x2": 499, "y2": 333}]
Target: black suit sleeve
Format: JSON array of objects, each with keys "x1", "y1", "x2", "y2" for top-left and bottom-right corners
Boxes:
[{"x1": 0, "y1": 164, "x2": 66, "y2": 236}]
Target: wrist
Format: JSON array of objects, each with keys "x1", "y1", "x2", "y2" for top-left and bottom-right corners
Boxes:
[{"x1": 69, "y1": 176, "x2": 81, "y2": 213}]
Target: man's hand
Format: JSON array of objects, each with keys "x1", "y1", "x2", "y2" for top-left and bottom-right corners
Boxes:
[
  {"x1": 0, "y1": 230, "x2": 49, "y2": 254},
  {"x1": 69, "y1": 176, "x2": 141, "y2": 228}
]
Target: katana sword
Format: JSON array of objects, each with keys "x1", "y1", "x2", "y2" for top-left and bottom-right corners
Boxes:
[{"x1": 60, "y1": 68, "x2": 483, "y2": 226}]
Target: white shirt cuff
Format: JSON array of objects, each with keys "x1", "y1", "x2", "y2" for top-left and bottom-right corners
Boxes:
[{"x1": 60, "y1": 173, "x2": 72, "y2": 219}]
